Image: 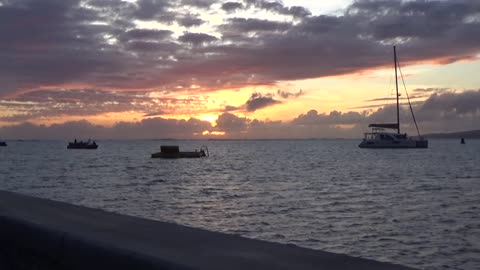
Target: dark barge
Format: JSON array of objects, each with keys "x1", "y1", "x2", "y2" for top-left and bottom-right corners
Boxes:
[{"x1": 151, "y1": 145, "x2": 208, "y2": 159}]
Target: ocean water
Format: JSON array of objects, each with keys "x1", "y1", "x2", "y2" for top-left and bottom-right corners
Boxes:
[{"x1": 1, "y1": 139, "x2": 479, "y2": 269}]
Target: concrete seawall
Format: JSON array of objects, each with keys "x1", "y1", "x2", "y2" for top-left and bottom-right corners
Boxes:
[{"x1": 0, "y1": 190, "x2": 416, "y2": 270}]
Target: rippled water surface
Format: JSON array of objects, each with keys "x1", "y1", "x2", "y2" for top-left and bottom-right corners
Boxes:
[{"x1": 1, "y1": 139, "x2": 479, "y2": 269}]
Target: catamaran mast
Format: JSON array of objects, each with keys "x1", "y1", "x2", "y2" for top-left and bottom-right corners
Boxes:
[{"x1": 394, "y1": 46, "x2": 400, "y2": 134}]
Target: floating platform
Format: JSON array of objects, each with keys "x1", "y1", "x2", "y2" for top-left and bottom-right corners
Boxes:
[
  {"x1": 0, "y1": 190, "x2": 416, "y2": 270},
  {"x1": 151, "y1": 145, "x2": 208, "y2": 159}
]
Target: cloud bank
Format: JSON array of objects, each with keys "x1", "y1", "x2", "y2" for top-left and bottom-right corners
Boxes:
[{"x1": 2, "y1": 90, "x2": 479, "y2": 139}]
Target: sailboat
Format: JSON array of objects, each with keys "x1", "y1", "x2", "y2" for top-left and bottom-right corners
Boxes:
[{"x1": 359, "y1": 46, "x2": 428, "y2": 148}]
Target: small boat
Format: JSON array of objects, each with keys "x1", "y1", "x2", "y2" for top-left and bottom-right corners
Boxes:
[
  {"x1": 461, "y1": 138, "x2": 465, "y2": 144},
  {"x1": 151, "y1": 145, "x2": 208, "y2": 159},
  {"x1": 359, "y1": 46, "x2": 428, "y2": 149},
  {"x1": 67, "y1": 139, "x2": 98, "y2": 149},
  {"x1": 0, "y1": 141, "x2": 6, "y2": 147}
]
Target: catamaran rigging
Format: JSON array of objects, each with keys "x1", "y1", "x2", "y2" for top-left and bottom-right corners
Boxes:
[{"x1": 358, "y1": 46, "x2": 428, "y2": 149}]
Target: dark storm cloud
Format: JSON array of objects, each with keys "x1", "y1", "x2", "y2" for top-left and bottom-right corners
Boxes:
[
  {"x1": 121, "y1": 29, "x2": 173, "y2": 41},
  {"x1": 178, "y1": 32, "x2": 218, "y2": 45},
  {"x1": 221, "y1": 18, "x2": 291, "y2": 32},
  {"x1": 286, "y1": 6, "x2": 311, "y2": 18},
  {"x1": 244, "y1": 0, "x2": 310, "y2": 18},
  {"x1": 0, "y1": 0, "x2": 144, "y2": 94},
  {"x1": 222, "y1": 0, "x2": 478, "y2": 83},
  {"x1": 125, "y1": 41, "x2": 179, "y2": 53},
  {"x1": 178, "y1": 14, "x2": 206, "y2": 27},
  {"x1": 1, "y1": 0, "x2": 480, "y2": 108},
  {"x1": 221, "y1": 2, "x2": 244, "y2": 12},
  {"x1": 348, "y1": 0, "x2": 477, "y2": 40},
  {"x1": 245, "y1": 93, "x2": 280, "y2": 112},
  {"x1": 181, "y1": 0, "x2": 215, "y2": 9},
  {"x1": 277, "y1": 89, "x2": 304, "y2": 99},
  {"x1": 215, "y1": 112, "x2": 248, "y2": 132},
  {"x1": 133, "y1": 0, "x2": 172, "y2": 20},
  {"x1": 296, "y1": 15, "x2": 342, "y2": 34}
]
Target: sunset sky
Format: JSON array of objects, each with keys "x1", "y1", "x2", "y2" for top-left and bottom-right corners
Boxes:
[{"x1": 1, "y1": 0, "x2": 479, "y2": 139}]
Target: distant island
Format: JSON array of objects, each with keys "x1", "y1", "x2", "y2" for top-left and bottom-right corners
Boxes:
[{"x1": 425, "y1": 130, "x2": 480, "y2": 139}]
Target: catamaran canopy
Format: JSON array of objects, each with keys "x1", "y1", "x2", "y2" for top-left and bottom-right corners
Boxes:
[{"x1": 368, "y1": 123, "x2": 399, "y2": 129}]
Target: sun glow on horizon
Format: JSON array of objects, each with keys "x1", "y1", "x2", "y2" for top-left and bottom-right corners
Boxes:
[
  {"x1": 1, "y1": 57, "x2": 480, "y2": 130},
  {"x1": 202, "y1": 130, "x2": 225, "y2": 136},
  {"x1": 198, "y1": 114, "x2": 219, "y2": 125}
]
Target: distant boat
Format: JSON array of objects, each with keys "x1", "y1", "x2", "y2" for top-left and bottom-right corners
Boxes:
[
  {"x1": 151, "y1": 145, "x2": 208, "y2": 159},
  {"x1": 67, "y1": 139, "x2": 98, "y2": 149},
  {"x1": 0, "y1": 141, "x2": 6, "y2": 147},
  {"x1": 359, "y1": 46, "x2": 428, "y2": 149},
  {"x1": 461, "y1": 138, "x2": 465, "y2": 144}
]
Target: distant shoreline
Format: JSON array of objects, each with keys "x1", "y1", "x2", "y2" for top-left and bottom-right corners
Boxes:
[{"x1": 424, "y1": 129, "x2": 480, "y2": 139}]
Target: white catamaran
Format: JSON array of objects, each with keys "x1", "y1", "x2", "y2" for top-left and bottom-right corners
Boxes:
[{"x1": 359, "y1": 46, "x2": 428, "y2": 149}]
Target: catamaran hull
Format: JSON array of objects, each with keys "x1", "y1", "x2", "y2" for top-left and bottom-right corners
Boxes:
[
  {"x1": 151, "y1": 145, "x2": 209, "y2": 159},
  {"x1": 359, "y1": 140, "x2": 428, "y2": 148}
]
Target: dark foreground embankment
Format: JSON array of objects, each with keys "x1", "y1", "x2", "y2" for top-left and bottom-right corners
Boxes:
[{"x1": 0, "y1": 190, "x2": 416, "y2": 270}]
